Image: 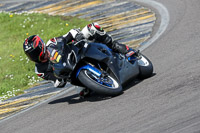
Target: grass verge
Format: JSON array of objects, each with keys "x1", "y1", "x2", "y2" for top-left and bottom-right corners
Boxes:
[{"x1": 0, "y1": 12, "x2": 90, "y2": 102}]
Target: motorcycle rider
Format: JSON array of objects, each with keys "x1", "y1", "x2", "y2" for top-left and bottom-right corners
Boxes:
[{"x1": 23, "y1": 22, "x2": 135, "y2": 98}]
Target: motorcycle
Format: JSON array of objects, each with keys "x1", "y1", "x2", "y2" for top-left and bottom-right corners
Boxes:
[{"x1": 53, "y1": 40, "x2": 153, "y2": 96}]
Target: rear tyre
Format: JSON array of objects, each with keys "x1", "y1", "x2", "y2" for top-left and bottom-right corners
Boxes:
[{"x1": 78, "y1": 69, "x2": 123, "y2": 96}]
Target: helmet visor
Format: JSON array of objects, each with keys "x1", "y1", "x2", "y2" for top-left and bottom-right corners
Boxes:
[
  {"x1": 26, "y1": 45, "x2": 42, "y2": 63},
  {"x1": 27, "y1": 39, "x2": 46, "y2": 63}
]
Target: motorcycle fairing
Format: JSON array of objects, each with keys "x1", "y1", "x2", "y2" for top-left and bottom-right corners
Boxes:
[{"x1": 80, "y1": 42, "x2": 140, "y2": 85}]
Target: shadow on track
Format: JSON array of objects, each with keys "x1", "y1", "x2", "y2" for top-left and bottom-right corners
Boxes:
[
  {"x1": 48, "y1": 73, "x2": 156, "y2": 105},
  {"x1": 48, "y1": 92, "x2": 114, "y2": 104}
]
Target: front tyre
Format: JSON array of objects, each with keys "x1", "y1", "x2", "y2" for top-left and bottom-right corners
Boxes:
[
  {"x1": 78, "y1": 69, "x2": 123, "y2": 96},
  {"x1": 138, "y1": 54, "x2": 153, "y2": 79}
]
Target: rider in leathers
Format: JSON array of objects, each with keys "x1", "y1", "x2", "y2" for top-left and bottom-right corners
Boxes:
[{"x1": 24, "y1": 23, "x2": 133, "y2": 97}]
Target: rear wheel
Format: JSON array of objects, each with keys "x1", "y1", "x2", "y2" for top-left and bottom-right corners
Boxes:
[{"x1": 78, "y1": 69, "x2": 122, "y2": 96}]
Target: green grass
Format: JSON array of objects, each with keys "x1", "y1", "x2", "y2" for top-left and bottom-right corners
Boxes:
[{"x1": 0, "y1": 12, "x2": 90, "y2": 101}]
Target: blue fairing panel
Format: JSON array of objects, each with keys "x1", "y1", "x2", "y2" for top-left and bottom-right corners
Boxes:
[{"x1": 76, "y1": 64, "x2": 102, "y2": 78}]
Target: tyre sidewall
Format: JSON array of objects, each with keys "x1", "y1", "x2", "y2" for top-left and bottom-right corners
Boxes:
[{"x1": 78, "y1": 70, "x2": 123, "y2": 96}]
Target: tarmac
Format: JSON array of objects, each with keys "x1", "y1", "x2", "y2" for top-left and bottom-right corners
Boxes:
[{"x1": 0, "y1": 0, "x2": 156, "y2": 120}]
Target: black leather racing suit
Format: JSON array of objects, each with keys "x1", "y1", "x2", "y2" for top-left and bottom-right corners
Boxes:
[{"x1": 35, "y1": 23, "x2": 129, "y2": 87}]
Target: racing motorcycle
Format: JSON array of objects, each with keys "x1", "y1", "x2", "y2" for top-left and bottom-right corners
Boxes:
[{"x1": 53, "y1": 40, "x2": 153, "y2": 96}]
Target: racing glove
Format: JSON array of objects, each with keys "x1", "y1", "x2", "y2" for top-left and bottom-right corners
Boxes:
[
  {"x1": 75, "y1": 32, "x2": 85, "y2": 42},
  {"x1": 74, "y1": 29, "x2": 85, "y2": 42}
]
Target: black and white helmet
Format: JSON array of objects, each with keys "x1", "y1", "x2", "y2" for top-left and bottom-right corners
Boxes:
[{"x1": 81, "y1": 22, "x2": 106, "y2": 40}]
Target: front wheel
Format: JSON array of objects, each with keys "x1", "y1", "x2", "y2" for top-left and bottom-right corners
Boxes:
[
  {"x1": 138, "y1": 54, "x2": 153, "y2": 79},
  {"x1": 78, "y1": 69, "x2": 122, "y2": 96}
]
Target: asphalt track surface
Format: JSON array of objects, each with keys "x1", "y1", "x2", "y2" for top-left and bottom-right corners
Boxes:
[
  {"x1": 0, "y1": 0, "x2": 157, "y2": 120},
  {"x1": 1, "y1": 0, "x2": 200, "y2": 133}
]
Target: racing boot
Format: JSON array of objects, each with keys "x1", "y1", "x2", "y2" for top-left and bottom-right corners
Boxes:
[
  {"x1": 125, "y1": 46, "x2": 140, "y2": 63},
  {"x1": 112, "y1": 41, "x2": 139, "y2": 56},
  {"x1": 125, "y1": 48, "x2": 140, "y2": 58}
]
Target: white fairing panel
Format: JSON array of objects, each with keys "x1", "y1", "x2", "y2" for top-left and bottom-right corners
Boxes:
[{"x1": 138, "y1": 56, "x2": 149, "y2": 66}]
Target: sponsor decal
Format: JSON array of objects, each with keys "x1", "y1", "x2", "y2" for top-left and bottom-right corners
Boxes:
[
  {"x1": 126, "y1": 51, "x2": 135, "y2": 57},
  {"x1": 56, "y1": 55, "x2": 61, "y2": 62},
  {"x1": 84, "y1": 43, "x2": 88, "y2": 48},
  {"x1": 24, "y1": 46, "x2": 32, "y2": 51}
]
